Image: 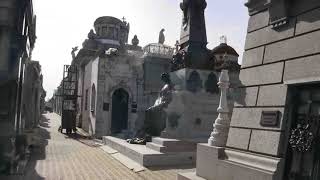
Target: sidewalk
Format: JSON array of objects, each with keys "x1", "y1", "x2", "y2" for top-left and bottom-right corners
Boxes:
[{"x1": 2, "y1": 113, "x2": 194, "y2": 180}]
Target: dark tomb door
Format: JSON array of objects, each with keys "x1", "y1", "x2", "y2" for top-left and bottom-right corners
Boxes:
[
  {"x1": 285, "y1": 85, "x2": 320, "y2": 180},
  {"x1": 111, "y1": 89, "x2": 129, "y2": 134}
]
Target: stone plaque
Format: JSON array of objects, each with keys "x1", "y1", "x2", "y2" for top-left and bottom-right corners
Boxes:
[
  {"x1": 260, "y1": 111, "x2": 279, "y2": 127},
  {"x1": 103, "y1": 103, "x2": 109, "y2": 111}
]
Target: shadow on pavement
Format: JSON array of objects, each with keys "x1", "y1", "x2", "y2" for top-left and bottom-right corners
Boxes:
[{"x1": 22, "y1": 114, "x2": 51, "y2": 180}]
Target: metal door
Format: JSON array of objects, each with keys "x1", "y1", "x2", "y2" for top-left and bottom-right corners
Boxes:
[
  {"x1": 286, "y1": 85, "x2": 320, "y2": 180},
  {"x1": 111, "y1": 89, "x2": 128, "y2": 134}
]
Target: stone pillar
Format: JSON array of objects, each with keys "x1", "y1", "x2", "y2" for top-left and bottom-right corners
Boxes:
[{"x1": 208, "y1": 69, "x2": 230, "y2": 147}]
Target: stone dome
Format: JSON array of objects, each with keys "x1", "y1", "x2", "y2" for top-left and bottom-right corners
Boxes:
[
  {"x1": 212, "y1": 43, "x2": 239, "y2": 57},
  {"x1": 94, "y1": 16, "x2": 122, "y2": 26},
  {"x1": 92, "y1": 16, "x2": 130, "y2": 46}
]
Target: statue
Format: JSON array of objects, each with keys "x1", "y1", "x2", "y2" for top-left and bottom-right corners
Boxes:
[
  {"x1": 126, "y1": 73, "x2": 173, "y2": 144},
  {"x1": 158, "y1": 29, "x2": 165, "y2": 44},
  {"x1": 71, "y1": 46, "x2": 78, "y2": 60},
  {"x1": 148, "y1": 73, "x2": 173, "y2": 111}
]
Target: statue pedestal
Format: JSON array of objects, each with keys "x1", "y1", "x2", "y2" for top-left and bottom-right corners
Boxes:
[
  {"x1": 160, "y1": 68, "x2": 223, "y2": 140},
  {"x1": 178, "y1": 144, "x2": 284, "y2": 180},
  {"x1": 161, "y1": 90, "x2": 218, "y2": 139}
]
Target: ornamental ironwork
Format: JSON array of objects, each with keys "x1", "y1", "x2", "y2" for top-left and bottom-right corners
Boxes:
[{"x1": 289, "y1": 123, "x2": 314, "y2": 153}]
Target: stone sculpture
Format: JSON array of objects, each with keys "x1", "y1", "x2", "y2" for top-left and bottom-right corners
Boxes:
[
  {"x1": 71, "y1": 46, "x2": 78, "y2": 60},
  {"x1": 105, "y1": 48, "x2": 118, "y2": 56},
  {"x1": 148, "y1": 73, "x2": 173, "y2": 111},
  {"x1": 158, "y1": 29, "x2": 165, "y2": 44}
]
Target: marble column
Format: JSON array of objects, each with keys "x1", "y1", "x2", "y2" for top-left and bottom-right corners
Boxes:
[{"x1": 208, "y1": 69, "x2": 231, "y2": 147}]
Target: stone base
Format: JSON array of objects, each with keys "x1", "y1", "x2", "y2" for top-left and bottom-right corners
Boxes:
[
  {"x1": 178, "y1": 172, "x2": 206, "y2": 180},
  {"x1": 103, "y1": 136, "x2": 196, "y2": 167},
  {"x1": 146, "y1": 137, "x2": 200, "y2": 153},
  {"x1": 178, "y1": 143, "x2": 284, "y2": 180}
]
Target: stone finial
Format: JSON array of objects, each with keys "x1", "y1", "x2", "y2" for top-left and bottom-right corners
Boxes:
[
  {"x1": 220, "y1": 35, "x2": 227, "y2": 44},
  {"x1": 132, "y1": 35, "x2": 139, "y2": 46},
  {"x1": 208, "y1": 69, "x2": 231, "y2": 147},
  {"x1": 88, "y1": 29, "x2": 97, "y2": 39}
]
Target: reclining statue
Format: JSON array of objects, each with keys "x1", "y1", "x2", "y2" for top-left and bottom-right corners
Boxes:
[
  {"x1": 126, "y1": 73, "x2": 173, "y2": 145},
  {"x1": 147, "y1": 73, "x2": 174, "y2": 111}
]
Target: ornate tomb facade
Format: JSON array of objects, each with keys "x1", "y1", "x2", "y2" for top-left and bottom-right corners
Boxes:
[{"x1": 72, "y1": 16, "x2": 174, "y2": 137}]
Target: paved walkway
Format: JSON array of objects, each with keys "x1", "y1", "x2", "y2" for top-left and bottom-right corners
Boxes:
[{"x1": 3, "y1": 113, "x2": 194, "y2": 180}]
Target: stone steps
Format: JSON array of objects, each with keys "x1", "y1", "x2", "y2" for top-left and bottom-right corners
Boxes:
[
  {"x1": 103, "y1": 136, "x2": 196, "y2": 167},
  {"x1": 146, "y1": 141, "x2": 196, "y2": 153}
]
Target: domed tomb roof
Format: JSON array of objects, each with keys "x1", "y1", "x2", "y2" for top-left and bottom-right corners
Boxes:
[
  {"x1": 92, "y1": 16, "x2": 130, "y2": 46},
  {"x1": 94, "y1": 16, "x2": 122, "y2": 26},
  {"x1": 211, "y1": 43, "x2": 239, "y2": 57}
]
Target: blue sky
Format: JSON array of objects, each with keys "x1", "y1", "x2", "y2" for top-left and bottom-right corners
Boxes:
[{"x1": 32, "y1": 0, "x2": 249, "y2": 99}]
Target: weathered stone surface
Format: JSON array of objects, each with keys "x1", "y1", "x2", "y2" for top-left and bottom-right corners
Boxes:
[
  {"x1": 195, "y1": 144, "x2": 223, "y2": 180},
  {"x1": 264, "y1": 30, "x2": 320, "y2": 63},
  {"x1": 257, "y1": 84, "x2": 288, "y2": 106},
  {"x1": 247, "y1": 10, "x2": 270, "y2": 32},
  {"x1": 234, "y1": 87, "x2": 258, "y2": 107},
  {"x1": 226, "y1": 128, "x2": 251, "y2": 150},
  {"x1": 193, "y1": 144, "x2": 283, "y2": 180},
  {"x1": 245, "y1": 20, "x2": 295, "y2": 50},
  {"x1": 231, "y1": 107, "x2": 285, "y2": 130},
  {"x1": 284, "y1": 54, "x2": 320, "y2": 84},
  {"x1": 296, "y1": 8, "x2": 320, "y2": 35},
  {"x1": 249, "y1": 130, "x2": 282, "y2": 156},
  {"x1": 239, "y1": 62, "x2": 284, "y2": 86},
  {"x1": 241, "y1": 46, "x2": 265, "y2": 68}
]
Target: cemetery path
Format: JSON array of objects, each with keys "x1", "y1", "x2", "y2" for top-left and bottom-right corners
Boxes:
[{"x1": 2, "y1": 113, "x2": 194, "y2": 180}]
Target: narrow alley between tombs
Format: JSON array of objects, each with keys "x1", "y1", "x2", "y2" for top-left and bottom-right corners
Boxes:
[{"x1": 1, "y1": 113, "x2": 194, "y2": 180}]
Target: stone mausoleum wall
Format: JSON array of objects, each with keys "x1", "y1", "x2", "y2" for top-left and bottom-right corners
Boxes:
[{"x1": 228, "y1": 0, "x2": 320, "y2": 171}]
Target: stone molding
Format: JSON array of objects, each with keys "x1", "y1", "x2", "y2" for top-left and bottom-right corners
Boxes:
[
  {"x1": 224, "y1": 149, "x2": 283, "y2": 173},
  {"x1": 245, "y1": 0, "x2": 290, "y2": 29}
]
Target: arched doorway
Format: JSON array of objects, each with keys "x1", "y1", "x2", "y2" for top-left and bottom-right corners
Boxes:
[{"x1": 111, "y1": 88, "x2": 129, "y2": 134}]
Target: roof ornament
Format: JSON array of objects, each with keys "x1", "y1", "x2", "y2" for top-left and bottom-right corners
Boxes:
[
  {"x1": 132, "y1": 35, "x2": 139, "y2": 46},
  {"x1": 220, "y1": 35, "x2": 227, "y2": 44}
]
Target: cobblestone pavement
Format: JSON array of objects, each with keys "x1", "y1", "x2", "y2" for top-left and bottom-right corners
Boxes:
[{"x1": 2, "y1": 113, "x2": 194, "y2": 180}]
